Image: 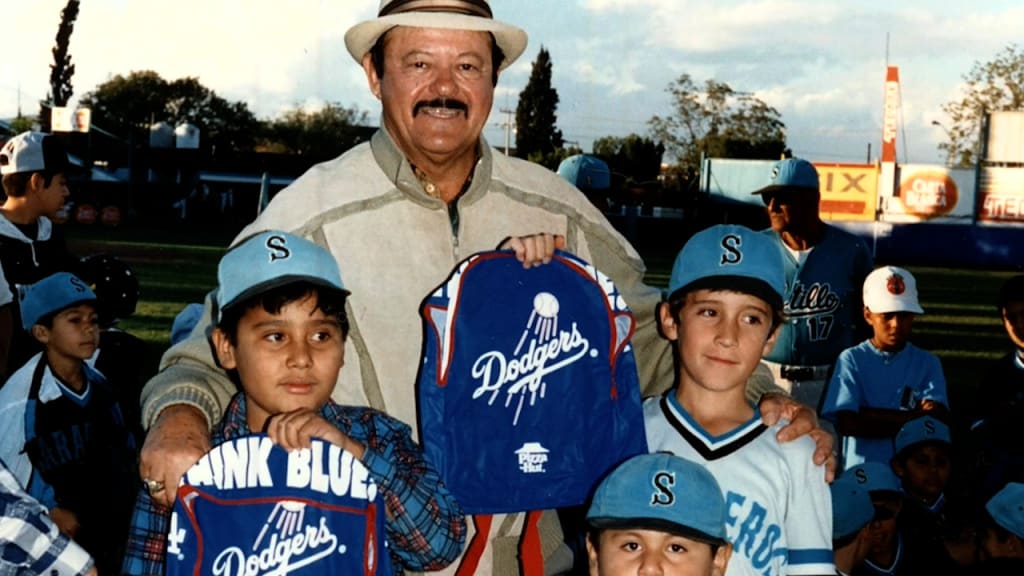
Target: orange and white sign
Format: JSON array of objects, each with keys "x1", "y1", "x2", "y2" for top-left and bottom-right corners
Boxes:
[
  {"x1": 884, "y1": 166, "x2": 975, "y2": 222},
  {"x1": 815, "y1": 163, "x2": 878, "y2": 221},
  {"x1": 881, "y1": 67, "x2": 899, "y2": 165}
]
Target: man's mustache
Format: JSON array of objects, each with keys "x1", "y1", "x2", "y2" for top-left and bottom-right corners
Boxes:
[{"x1": 413, "y1": 98, "x2": 468, "y2": 116}]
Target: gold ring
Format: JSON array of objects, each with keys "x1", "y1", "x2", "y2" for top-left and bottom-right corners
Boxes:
[{"x1": 143, "y1": 478, "x2": 165, "y2": 494}]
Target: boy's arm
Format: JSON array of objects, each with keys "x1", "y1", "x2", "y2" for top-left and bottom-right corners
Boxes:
[
  {"x1": 783, "y1": 437, "x2": 835, "y2": 575},
  {"x1": 358, "y1": 414, "x2": 466, "y2": 571},
  {"x1": 0, "y1": 464, "x2": 95, "y2": 576},
  {"x1": 834, "y1": 404, "x2": 949, "y2": 438},
  {"x1": 121, "y1": 487, "x2": 173, "y2": 576}
]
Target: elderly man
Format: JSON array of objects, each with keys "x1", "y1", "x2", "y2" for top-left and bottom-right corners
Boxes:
[
  {"x1": 139, "y1": 2, "x2": 832, "y2": 574},
  {"x1": 752, "y1": 157, "x2": 874, "y2": 411}
]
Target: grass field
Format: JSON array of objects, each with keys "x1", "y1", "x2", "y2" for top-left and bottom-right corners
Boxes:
[{"x1": 67, "y1": 224, "x2": 1016, "y2": 423}]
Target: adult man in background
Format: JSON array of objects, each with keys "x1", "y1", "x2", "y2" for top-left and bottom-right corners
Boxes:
[
  {"x1": 753, "y1": 157, "x2": 874, "y2": 411},
  {"x1": 139, "y1": 2, "x2": 830, "y2": 573}
]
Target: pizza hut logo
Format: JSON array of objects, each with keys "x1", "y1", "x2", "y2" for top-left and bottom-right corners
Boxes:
[{"x1": 886, "y1": 274, "x2": 906, "y2": 296}]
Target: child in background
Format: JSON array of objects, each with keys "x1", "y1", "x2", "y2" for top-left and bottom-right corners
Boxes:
[
  {"x1": 971, "y1": 482, "x2": 1024, "y2": 574},
  {"x1": 843, "y1": 462, "x2": 949, "y2": 575},
  {"x1": 890, "y1": 416, "x2": 969, "y2": 572},
  {"x1": 121, "y1": 231, "x2": 464, "y2": 575},
  {"x1": 79, "y1": 253, "x2": 152, "y2": 446},
  {"x1": 970, "y1": 274, "x2": 1024, "y2": 505},
  {"x1": 830, "y1": 477, "x2": 875, "y2": 576},
  {"x1": 585, "y1": 452, "x2": 732, "y2": 576},
  {"x1": 821, "y1": 265, "x2": 949, "y2": 472},
  {"x1": 644, "y1": 224, "x2": 833, "y2": 575},
  {"x1": 0, "y1": 272, "x2": 139, "y2": 574},
  {"x1": 0, "y1": 131, "x2": 78, "y2": 380}
]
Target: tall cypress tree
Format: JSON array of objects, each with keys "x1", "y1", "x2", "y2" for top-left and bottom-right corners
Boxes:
[
  {"x1": 40, "y1": 0, "x2": 80, "y2": 131},
  {"x1": 515, "y1": 47, "x2": 563, "y2": 160}
]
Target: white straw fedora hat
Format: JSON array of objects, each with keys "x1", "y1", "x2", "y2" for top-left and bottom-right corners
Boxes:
[{"x1": 344, "y1": 0, "x2": 528, "y2": 71}]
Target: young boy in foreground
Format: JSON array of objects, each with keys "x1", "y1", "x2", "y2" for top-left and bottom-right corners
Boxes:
[
  {"x1": 121, "y1": 231, "x2": 465, "y2": 575},
  {"x1": 585, "y1": 452, "x2": 732, "y2": 576},
  {"x1": 644, "y1": 224, "x2": 833, "y2": 575}
]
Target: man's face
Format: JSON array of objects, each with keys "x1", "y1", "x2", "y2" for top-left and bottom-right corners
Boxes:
[
  {"x1": 1001, "y1": 300, "x2": 1024, "y2": 351},
  {"x1": 363, "y1": 27, "x2": 495, "y2": 167},
  {"x1": 587, "y1": 529, "x2": 730, "y2": 576},
  {"x1": 761, "y1": 188, "x2": 817, "y2": 234}
]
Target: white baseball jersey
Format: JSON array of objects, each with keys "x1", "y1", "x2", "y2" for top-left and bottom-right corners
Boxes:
[{"x1": 644, "y1": 394, "x2": 834, "y2": 576}]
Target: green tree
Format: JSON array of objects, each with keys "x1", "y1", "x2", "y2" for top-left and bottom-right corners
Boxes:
[
  {"x1": 261, "y1": 103, "x2": 372, "y2": 160},
  {"x1": 39, "y1": 0, "x2": 80, "y2": 131},
  {"x1": 79, "y1": 71, "x2": 261, "y2": 155},
  {"x1": 515, "y1": 47, "x2": 563, "y2": 162},
  {"x1": 592, "y1": 134, "x2": 665, "y2": 187},
  {"x1": 940, "y1": 44, "x2": 1024, "y2": 167},
  {"x1": 648, "y1": 74, "x2": 786, "y2": 181}
]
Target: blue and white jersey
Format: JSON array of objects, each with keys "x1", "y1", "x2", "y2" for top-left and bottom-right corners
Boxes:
[
  {"x1": 644, "y1": 394, "x2": 833, "y2": 576},
  {"x1": 821, "y1": 340, "x2": 949, "y2": 471},
  {"x1": 418, "y1": 249, "x2": 647, "y2": 514},
  {"x1": 762, "y1": 224, "x2": 873, "y2": 367},
  {"x1": 165, "y1": 434, "x2": 391, "y2": 576}
]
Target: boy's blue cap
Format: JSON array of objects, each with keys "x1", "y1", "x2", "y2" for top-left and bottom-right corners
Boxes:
[
  {"x1": 831, "y1": 477, "x2": 874, "y2": 540},
  {"x1": 667, "y1": 224, "x2": 785, "y2": 311},
  {"x1": 986, "y1": 482, "x2": 1024, "y2": 539},
  {"x1": 894, "y1": 416, "x2": 951, "y2": 456},
  {"x1": 20, "y1": 272, "x2": 96, "y2": 331},
  {"x1": 845, "y1": 462, "x2": 901, "y2": 495},
  {"x1": 752, "y1": 157, "x2": 819, "y2": 195},
  {"x1": 586, "y1": 453, "x2": 728, "y2": 545},
  {"x1": 216, "y1": 231, "x2": 348, "y2": 321}
]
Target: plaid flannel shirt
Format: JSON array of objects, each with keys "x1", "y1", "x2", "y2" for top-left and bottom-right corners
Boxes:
[
  {"x1": 0, "y1": 460, "x2": 94, "y2": 575},
  {"x1": 121, "y1": 393, "x2": 465, "y2": 575}
]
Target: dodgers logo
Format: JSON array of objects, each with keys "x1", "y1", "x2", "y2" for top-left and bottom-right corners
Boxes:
[
  {"x1": 168, "y1": 436, "x2": 386, "y2": 576},
  {"x1": 470, "y1": 291, "x2": 596, "y2": 425}
]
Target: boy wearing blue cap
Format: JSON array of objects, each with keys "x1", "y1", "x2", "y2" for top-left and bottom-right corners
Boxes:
[
  {"x1": 842, "y1": 462, "x2": 949, "y2": 575},
  {"x1": 974, "y1": 482, "x2": 1024, "y2": 572},
  {"x1": 644, "y1": 224, "x2": 834, "y2": 575},
  {"x1": 0, "y1": 271, "x2": 139, "y2": 575},
  {"x1": 585, "y1": 452, "x2": 732, "y2": 576},
  {"x1": 121, "y1": 231, "x2": 465, "y2": 576},
  {"x1": 830, "y1": 477, "x2": 874, "y2": 576}
]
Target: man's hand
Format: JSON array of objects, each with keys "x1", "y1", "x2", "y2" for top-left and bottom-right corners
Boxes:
[
  {"x1": 500, "y1": 233, "x2": 566, "y2": 268},
  {"x1": 140, "y1": 404, "x2": 211, "y2": 507},
  {"x1": 759, "y1": 392, "x2": 837, "y2": 482}
]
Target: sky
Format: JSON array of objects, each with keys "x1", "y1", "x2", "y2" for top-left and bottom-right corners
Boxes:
[{"x1": 2, "y1": 0, "x2": 1021, "y2": 165}]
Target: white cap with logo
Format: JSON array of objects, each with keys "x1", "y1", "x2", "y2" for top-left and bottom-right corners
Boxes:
[{"x1": 863, "y1": 265, "x2": 924, "y2": 314}]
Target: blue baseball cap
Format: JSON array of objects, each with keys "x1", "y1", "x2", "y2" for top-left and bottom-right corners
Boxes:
[
  {"x1": 894, "y1": 416, "x2": 951, "y2": 456},
  {"x1": 216, "y1": 231, "x2": 348, "y2": 322},
  {"x1": 845, "y1": 462, "x2": 901, "y2": 495},
  {"x1": 752, "y1": 157, "x2": 820, "y2": 196},
  {"x1": 20, "y1": 272, "x2": 97, "y2": 331},
  {"x1": 667, "y1": 224, "x2": 785, "y2": 311},
  {"x1": 586, "y1": 453, "x2": 728, "y2": 545},
  {"x1": 830, "y1": 477, "x2": 874, "y2": 540},
  {"x1": 986, "y1": 482, "x2": 1024, "y2": 539}
]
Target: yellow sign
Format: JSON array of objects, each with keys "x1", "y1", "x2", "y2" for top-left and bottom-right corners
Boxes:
[{"x1": 815, "y1": 164, "x2": 878, "y2": 221}]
